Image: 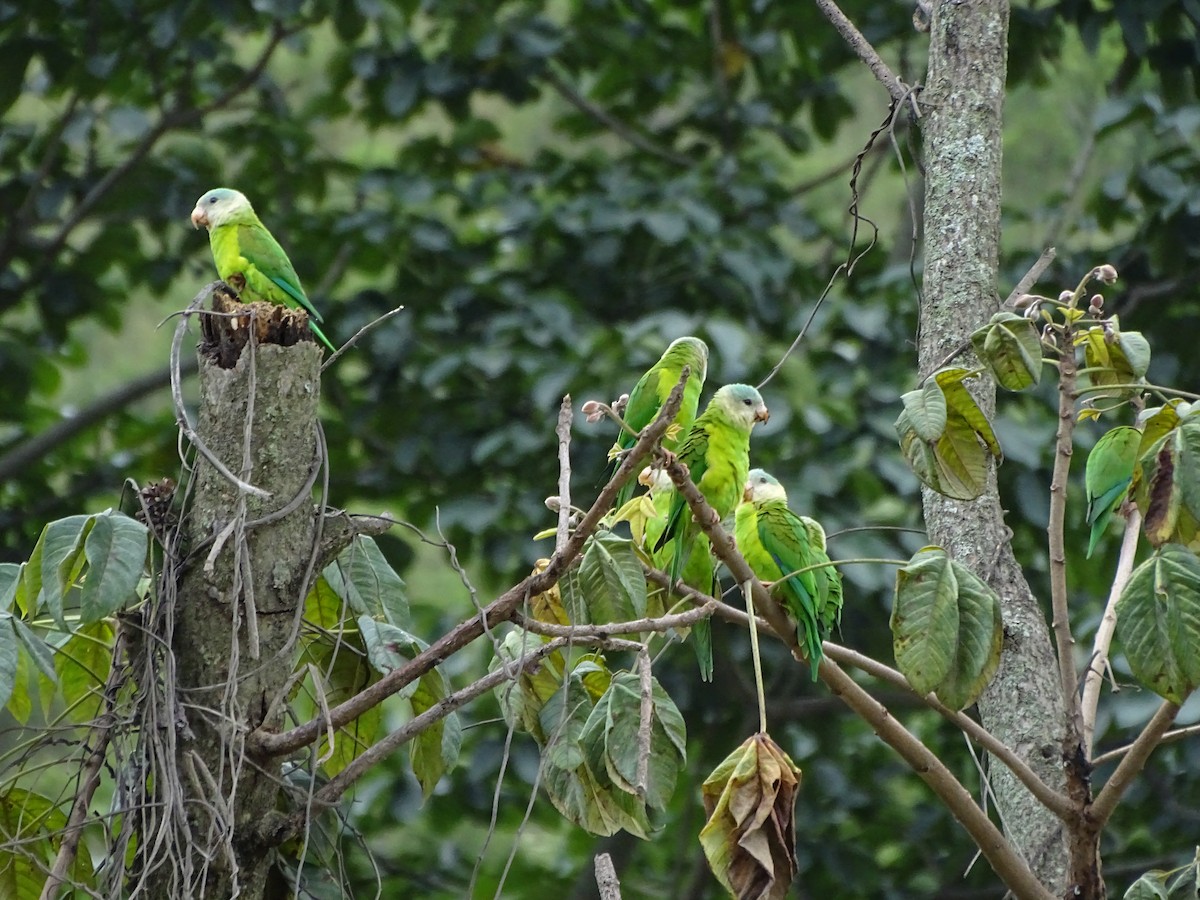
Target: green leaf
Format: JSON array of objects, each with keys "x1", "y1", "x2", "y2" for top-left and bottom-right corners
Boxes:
[
  {"x1": 6, "y1": 647, "x2": 31, "y2": 725},
  {"x1": 540, "y1": 755, "x2": 651, "y2": 839},
  {"x1": 27, "y1": 514, "x2": 93, "y2": 628},
  {"x1": 0, "y1": 616, "x2": 17, "y2": 712},
  {"x1": 934, "y1": 560, "x2": 1004, "y2": 710},
  {"x1": 409, "y1": 667, "x2": 461, "y2": 800},
  {"x1": 896, "y1": 369, "x2": 1001, "y2": 500},
  {"x1": 899, "y1": 381, "x2": 947, "y2": 442},
  {"x1": 578, "y1": 530, "x2": 647, "y2": 622},
  {"x1": 971, "y1": 311, "x2": 1043, "y2": 390},
  {"x1": 891, "y1": 548, "x2": 959, "y2": 694},
  {"x1": 1115, "y1": 545, "x2": 1200, "y2": 704},
  {"x1": 55, "y1": 619, "x2": 116, "y2": 722},
  {"x1": 580, "y1": 672, "x2": 686, "y2": 811},
  {"x1": 0, "y1": 564, "x2": 20, "y2": 614},
  {"x1": 539, "y1": 676, "x2": 594, "y2": 770},
  {"x1": 303, "y1": 575, "x2": 348, "y2": 631},
  {"x1": 1082, "y1": 321, "x2": 1151, "y2": 397},
  {"x1": 491, "y1": 629, "x2": 565, "y2": 737},
  {"x1": 323, "y1": 536, "x2": 409, "y2": 626},
  {"x1": 1123, "y1": 849, "x2": 1200, "y2": 900},
  {"x1": 302, "y1": 632, "x2": 381, "y2": 777},
  {"x1": 0, "y1": 786, "x2": 94, "y2": 898},
  {"x1": 358, "y1": 616, "x2": 425, "y2": 700},
  {"x1": 1175, "y1": 421, "x2": 1200, "y2": 525},
  {"x1": 78, "y1": 510, "x2": 148, "y2": 623},
  {"x1": 10, "y1": 619, "x2": 55, "y2": 684}
]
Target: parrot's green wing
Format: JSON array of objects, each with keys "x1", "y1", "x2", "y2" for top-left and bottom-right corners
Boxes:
[
  {"x1": 654, "y1": 419, "x2": 713, "y2": 556},
  {"x1": 235, "y1": 223, "x2": 324, "y2": 322},
  {"x1": 756, "y1": 500, "x2": 826, "y2": 680},
  {"x1": 1085, "y1": 425, "x2": 1141, "y2": 558},
  {"x1": 613, "y1": 338, "x2": 707, "y2": 506}
]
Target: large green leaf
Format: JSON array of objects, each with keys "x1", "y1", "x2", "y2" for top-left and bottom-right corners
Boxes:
[
  {"x1": 301, "y1": 630, "x2": 381, "y2": 777},
  {"x1": 1081, "y1": 320, "x2": 1151, "y2": 397},
  {"x1": 409, "y1": 667, "x2": 462, "y2": 800},
  {"x1": 899, "y1": 381, "x2": 947, "y2": 442},
  {"x1": 0, "y1": 564, "x2": 21, "y2": 615},
  {"x1": 934, "y1": 561, "x2": 1004, "y2": 710},
  {"x1": 78, "y1": 510, "x2": 148, "y2": 623},
  {"x1": 0, "y1": 786, "x2": 95, "y2": 899},
  {"x1": 541, "y1": 755, "x2": 651, "y2": 839},
  {"x1": 578, "y1": 530, "x2": 647, "y2": 623},
  {"x1": 25, "y1": 515, "x2": 93, "y2": 628},
  {"x1": 1115, "y1": 545, "x2": 1200, "y2": 704},
  {"x1": 896, "y1": 369, "x2": 1002, "y2": 500},
  {"x1": 971, "y1": 311, "x2": 1043, "y2": 391},
  {"x1": 891, "y1": 548, "x2": 959, "y2": 694},
  {"x1": 579, "y1": 672, "x2": 686, "y2": 811},
  {"x1": 54, "y1": 619, "x2": 116, "y2": 722},
  {"x1": 323, "y1": 536, "x2": 409, "y2": 626},
  {"x1": 0, "y1": 616, "x2": 18, "y2": 713}
]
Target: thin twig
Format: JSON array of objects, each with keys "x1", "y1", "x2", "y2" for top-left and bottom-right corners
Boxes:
[
  {"x1": 320, "y1": 305, "x2": 405, "y2": 372},
  {"x1": 1082, "y1": 508, "x2": 1140, "y2": 757},
  {"x1": 635, "y1": 649, "x2": 653, "y2": 799},
  {"x1": 555, "y1": 396, "x2": 573, "y2": 555},
  {"x1": 1089, "y1": 701, "x2": 1180, "y2": 827},
  {"x1": 1092, "y1": 721, "x2": 1200, "y2": 768},
  {"x1": 813, "y1": 0, "x2": 910, "y2": 105},
  {"x1": 742, "y1": 580, "x2": 768, "y2": 733},
  {"x1": 541, "y1": 67, "x2": 691, "y2": 166},
  {"x1": 1004, "y1": 247, "x2": 1058, "y2": 306}
]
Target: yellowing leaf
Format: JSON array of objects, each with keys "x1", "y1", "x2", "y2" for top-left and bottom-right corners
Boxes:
[{"x1": 700, "y1": 732, "x2": 801, "y2": 900}]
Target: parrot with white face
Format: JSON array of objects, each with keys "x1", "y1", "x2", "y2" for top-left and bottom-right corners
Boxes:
[{"x1": 191, "y1": 187, "x2": 334, "y2": 351}]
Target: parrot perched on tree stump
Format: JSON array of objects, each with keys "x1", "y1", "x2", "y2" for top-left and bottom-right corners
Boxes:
[{"x1": 191, "y1": 188, "x2": 335, "y2": 352}]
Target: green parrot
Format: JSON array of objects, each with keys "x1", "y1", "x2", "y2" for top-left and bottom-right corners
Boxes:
[
  {"x1": 611, "y1": 336, "x2": 709, "y2": 507},
  {"x1": 654, "y1": 383, "x2": 770, "y2": 680},
  {"x1": 1085, "y1": 425, "x2": 1142, "y2": 558},
  {"x1": 734, "y1": 468, "x2": 842, "y2": 681},
  {"x1": 190, "y1": 187, "x2": 335, "y2": 351}
]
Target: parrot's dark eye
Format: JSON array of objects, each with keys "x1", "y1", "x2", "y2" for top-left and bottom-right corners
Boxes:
[
  {"x1": 208, "y1": 197, "x2": 216, "y2": 204},
  {"x1": 743, "y1": 398, "x2": 752, "y2": 406}
]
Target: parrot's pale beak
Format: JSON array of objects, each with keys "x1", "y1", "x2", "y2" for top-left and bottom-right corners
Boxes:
[
  {"x1": 754, "y1": 407, "x2": 770, "y2": 424},
  {"x1": 190, "y1": 206, "x2": 208, "y2": 229},
  {"x1": 637, "y1": 466, "x2": 655, "y2": 488},
  {"x1": 742, "y1": 484, "x2": 753, "y2": 502}
]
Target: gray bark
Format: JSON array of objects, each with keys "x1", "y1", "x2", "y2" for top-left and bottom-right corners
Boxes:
[
  {"x1": 920, "y1": 0, "x2": 1068, "y2": 891},
  {"x1": 146, "y1": 337, "x2": 322, "y2": 899}
]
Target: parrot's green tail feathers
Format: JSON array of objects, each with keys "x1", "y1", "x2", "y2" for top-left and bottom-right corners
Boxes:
[
  {"x1": 308, "y1": 319, "x2": 336, "y2": 353},
  {"x1": 692, "y1": 617, "x2": 713, "y2": 681},
  {"x1": 801, "y1": 623, "x2": 823, "y2": 682}
]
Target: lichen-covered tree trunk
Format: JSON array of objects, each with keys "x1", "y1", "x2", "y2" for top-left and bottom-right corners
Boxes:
[
  {"x1": 146, "y1": 332, "x2": 321, "y2": 899},
  {"x1": 919, "y1": 0, "x2": 1069, "y2": 891}
]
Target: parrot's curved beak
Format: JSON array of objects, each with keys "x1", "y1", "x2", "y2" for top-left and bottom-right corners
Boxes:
[
  {"x1": 190, "y1": 206, "x2": 208, "y2": 229},
  {"x1": 742, "y1": 484, "x2": 753, "y2": 502},
  {"x1": 754, "y1": 406, "x2": 770, "y2": 424}
]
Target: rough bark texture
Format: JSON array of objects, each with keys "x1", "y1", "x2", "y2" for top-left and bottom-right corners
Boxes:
[
  {"x1": 919, "y1": 0, "x2": 1069, "y2": 892},
  {"x1": 152, "y1": 334, "x2": 321, "y2": 899}
]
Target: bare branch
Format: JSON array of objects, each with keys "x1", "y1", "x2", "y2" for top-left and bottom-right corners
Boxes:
[
  {"x1": 1089, "y1": 701, "x2": 1180, "y2": 828},
  {"x1": 555, "y1": 396, "x2": 573, "y2": 555},
  {"x1": 595, "y1": 853, "x2": 622, "y2": 900},
  {"x1": 1082, "y1": 508, "x2": 1140, "y2": 757},
  {"x1": 320, "y1": 305, "x2": 405, "y2": 372},
  {"x1": 813, "y1": 0, "x2": 910, "y2": 105},
  {"x1": 1092, "y1": 721, "x2": 1200, "y2": 768}
]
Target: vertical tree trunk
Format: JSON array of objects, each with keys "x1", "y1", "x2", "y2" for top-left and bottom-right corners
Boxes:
[
  {"x1": 144, "y1": 330, "x2": 321, "y2": 899},
  {"x1": 919, "y1": 0, "x2": 1069, "y2": 891}
]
